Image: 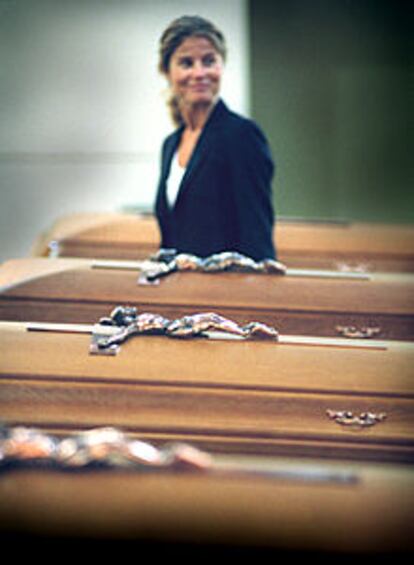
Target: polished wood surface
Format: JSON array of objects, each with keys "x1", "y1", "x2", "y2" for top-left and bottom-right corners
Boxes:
[
  {"x1": 1, "y1": 257, "x2": 413, "y2": 340},
  {"x1": 0, "y1": 458, "x2": 413, "y2": 554},
  {"x1": 31, "y1": 212, "x2": 414, "y2": 272},
  {"x1": 1, "y1": 322, "x2": 413, "y2": 463}
]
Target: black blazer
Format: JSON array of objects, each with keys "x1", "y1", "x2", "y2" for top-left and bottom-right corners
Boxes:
[{"x1": 154, "y1": 99, "x2": 276, "y2": 261}]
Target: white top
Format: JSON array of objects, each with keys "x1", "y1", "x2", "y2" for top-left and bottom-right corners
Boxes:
[{"x1": 166, "y1": 152, "x2": 186, "y2": 208}]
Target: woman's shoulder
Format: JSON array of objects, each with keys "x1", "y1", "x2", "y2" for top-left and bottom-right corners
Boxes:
[{"x1": 216, "y1": 100, "x2": 269, "y2": 146}]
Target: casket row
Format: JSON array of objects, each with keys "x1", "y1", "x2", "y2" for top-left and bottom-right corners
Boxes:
[
  {"x1": 1, "y1": 214, "x2": 413, "y2": 554},
  {"x1": 31, "y1": 212, "x2": 414, "y2": 273}
]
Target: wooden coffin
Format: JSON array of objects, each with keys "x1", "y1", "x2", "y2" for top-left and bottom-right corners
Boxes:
[
  {"x1": 32, "y1": 212, "x2": 160, "y2": 261},
  {"x1": 0, "y1": 455, "x2": 413, "y2": 554},
  {"x1": 31, "y1": 212, "x2": 414, "y2": 273},
  {"x1": 0, "y1": 257, "x2": 413, "y2": 341},
  {"x1": 1, "y1": 321, "x2": 413, "y2": 464}
]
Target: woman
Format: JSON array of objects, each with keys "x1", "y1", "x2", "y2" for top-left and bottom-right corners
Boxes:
[{"x1": 155, "y1": 15, "x2": 276, "y2": 261}]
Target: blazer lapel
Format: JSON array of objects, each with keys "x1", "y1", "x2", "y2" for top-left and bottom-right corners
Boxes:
[
  {"x1": 158, "y1": 128, "x2": 182, "y2": 214},
  {"x1": 162, "y1": 129, "x2": 182, "y2": 183},
  {"x1": 173, "y1": 99, "x2": 227, "y2": 209}
]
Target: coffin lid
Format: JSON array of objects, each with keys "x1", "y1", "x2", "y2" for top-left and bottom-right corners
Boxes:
[
  {"x1": 1, "y1": 257, "x2": 413, "y2": 316},
  {"x1": 1, "y1": 321, "x2": 412, "y2": 397}
]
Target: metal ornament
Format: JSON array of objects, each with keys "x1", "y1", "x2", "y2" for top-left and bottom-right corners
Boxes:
[
  {"x1": 0, "y1": 425, "x2": 212, "y2": 471},
  {"x1": 335, "y1": 261, "x2": 371, "y2": 273},
  {"x1": 326, "y1": 410, "x2": 387, "y2": 429},
  {"x1": 138, "y1": 249, "x2": 287, "y2": 284},
  {"x1": 335, "y1": 325, "x2": 381, "y2": 339},
  {"x1": 91, "y1": 306, "x2": 279, "y2": 355},
  {"x1": 0, "y1": 425, "x2": 358, "y2": 484}
]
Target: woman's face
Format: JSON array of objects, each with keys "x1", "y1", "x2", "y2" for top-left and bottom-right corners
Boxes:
[{"x1": 167, "y1": 36, "x2": 223, "y2": 110}]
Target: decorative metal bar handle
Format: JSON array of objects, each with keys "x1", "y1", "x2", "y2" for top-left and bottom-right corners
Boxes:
[
  {"x1": 335, "y1": 325, "x2": 381, "y2": 339},
  {"x1": 326, "y1": 409, "x2": 387, "y2": 428}
]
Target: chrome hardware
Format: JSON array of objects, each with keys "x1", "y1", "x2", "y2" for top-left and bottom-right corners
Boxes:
[
  {"x1": 336, "y1": 325, "x2": 381, "y2": 339},
  {"x1": 335, "y1": 261, "x2": 372, "y2": 273},
  {"x1": 47, "y1": 240, "x2": 60, "y2": 258},
  {"x1": 326, "y1": 410, "x2": 387, "y2": 429}
]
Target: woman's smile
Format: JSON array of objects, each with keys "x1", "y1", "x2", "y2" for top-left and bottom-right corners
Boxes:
[{"x1": 168, "y1": 36, "x2": 223, "y2": 108}]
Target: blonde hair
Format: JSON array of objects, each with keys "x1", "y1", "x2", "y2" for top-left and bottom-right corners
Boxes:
[{"x1": 158, "y1": 15, "x2": 227, "y2": 126}]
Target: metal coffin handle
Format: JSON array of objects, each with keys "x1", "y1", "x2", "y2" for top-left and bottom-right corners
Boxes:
[
  {"x1": 335, "y1": 325, "x2": 381, "y2": 339},
  {"x1": 326, "y1": 409, "x2": 387, "y2": 429}
]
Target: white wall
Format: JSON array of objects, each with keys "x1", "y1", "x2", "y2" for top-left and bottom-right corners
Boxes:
[{"x1": 0, "y1": 0, "x2": 249, "y2": 262}]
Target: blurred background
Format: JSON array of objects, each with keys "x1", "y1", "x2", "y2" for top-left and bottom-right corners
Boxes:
[{"x1": 0, "y1": 0, "x2": 412, "y2": 263}]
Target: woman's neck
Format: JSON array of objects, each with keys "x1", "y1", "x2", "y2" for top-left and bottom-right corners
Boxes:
[{"x1": 181, "y1": 99, "x2": 218, "y2": 132}]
